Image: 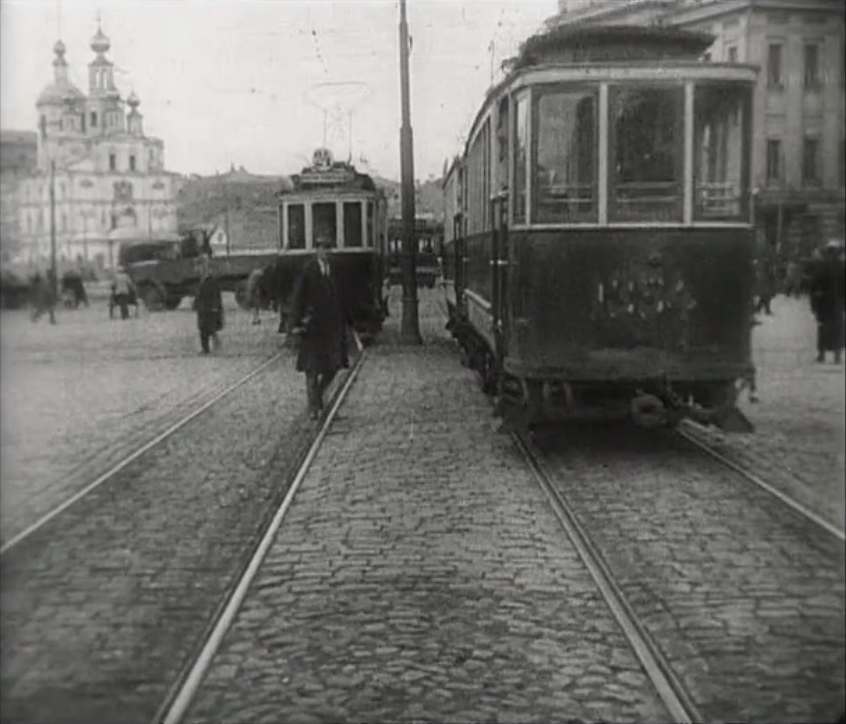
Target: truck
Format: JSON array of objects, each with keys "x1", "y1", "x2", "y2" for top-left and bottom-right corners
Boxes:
[{"x1": 119, "y1": 233, "x2": 277, "y2": 311}]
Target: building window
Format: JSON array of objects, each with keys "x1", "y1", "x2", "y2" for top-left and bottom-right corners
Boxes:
[
  {"x1": 61, "y1": 213, "x2": 67, "y2": 231},
  {"x1": 40, "y1": 115, "x2": 47, "y2": 140},
  {"x1": 766, "y1": 139, "x2": 781, "y2": 182},
  {"x1": 803, "y1": 137, "x2": 820, "y2": 184},
  {"x1": 767, "y1": 43, "x2": 783, "y2": 88},
  {"x1": 109, "y1": 153, "x2": 116, "y2": 171},
  {"x1": 91, "y1": 111, "x2": 97, "y2": 127},
  {"x1": 727, "y1": 46, "x2": 737, "y2": 62},
  {"x1": 804, "y1": 43, "x2": 821, "y2": 89},
  {"x1": 129, "y1": 155, "x2": 136, "y2": 172}
]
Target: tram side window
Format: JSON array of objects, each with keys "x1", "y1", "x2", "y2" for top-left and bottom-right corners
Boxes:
[
  {"x1": 344, "y1": 202, "x2": 363, "y2": 247},
  {"x1": 534, "y1": 89, "x2": 597, "y2": 223},
  {"x1": 287, "y1": 204, "x2": 305, "y2": 249},
  {"x1": 609, "y1": 86, "x2": 684, "y2": 222},
  {"x1": 366, "y1": 202, "x2": 375, "y2": 247},
  {"x1": 694, "y1": 84, "x2": 751, "y2": 221},
  {"x1": 312, "y1": 202, "x2": 337, "y2": 248},
  {"x1": 513, "y1": 94, "x2": 528, "y2": 224}
]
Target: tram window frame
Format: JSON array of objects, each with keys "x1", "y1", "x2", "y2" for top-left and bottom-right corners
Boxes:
[
  {"x1": 312, "y1": 202, "x2": 338, "y2": 248},
  {"x1": 607, "y1": 84, "x2": 685, "y2": 223},
  {"x1": 287, "y1": 203, "x2": 305, "y2": 249},
  {"x1": 366, "y1": 201, "x2": 375, "y2": 247},
  {"x1": 344, "y1": 201, "x2": 363, "y2": 248},
  {"x1": 531, "y1": 84, "x2": 598, "y2": 224},
  {"x1": 692, "y1": 82, "x2": 752, "y2": 221},
  {"x1": 512, "y1": 92, "x2": 529, "y2": 225}
]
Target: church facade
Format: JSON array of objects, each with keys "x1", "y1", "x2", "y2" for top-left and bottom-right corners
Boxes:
[{"x1": 13, "y1": 24, "x2": 181, "y2": 272}]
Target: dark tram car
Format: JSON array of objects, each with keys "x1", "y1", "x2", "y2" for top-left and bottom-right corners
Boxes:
[
  {"x1": 387, "y1": 217, "x2": 443, "y2": 289},
  {"x1": 269, "y1": 148, "x2": 388, "y2": 341},
  {"x1": 443, "y1": 26, "x2": 758, "y2": 432}
]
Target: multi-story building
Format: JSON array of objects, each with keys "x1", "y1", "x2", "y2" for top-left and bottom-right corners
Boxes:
[
  {"x1": 11, "y1": 24, "x2": 180, "y2": 273},
  {"x1": 547, "y1": 0, "x2": 846, "y2": 258},
  {"x1": 0, "y1": 131, "x2": 38, "y2": 263}
]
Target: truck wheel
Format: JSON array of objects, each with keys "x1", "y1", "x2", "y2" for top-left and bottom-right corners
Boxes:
[
  {"x1": 164, "y1": 295, "x2": 183, "y2": 310},
  {"x1": 140, "y1": 285, "x2": 165, "y2": 311},
  {"x1": 234, "y1": 280, "x2": 250, "y2": 310}
]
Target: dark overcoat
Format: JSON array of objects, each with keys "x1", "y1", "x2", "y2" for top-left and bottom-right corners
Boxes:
[
  {"x1": 809, "y1": 257, "x2": 846, "y2": 323},
  {"x1": 290, "y1": 258, "x2": 349, "y2": 374},
  {"x1": 196, "y1": 276, "x2": 223, "y2": 333}
]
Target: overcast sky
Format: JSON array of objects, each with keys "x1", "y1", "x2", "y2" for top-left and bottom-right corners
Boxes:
[{"x1": 0, "y1": 0, "x2": 555, "y2": 180}]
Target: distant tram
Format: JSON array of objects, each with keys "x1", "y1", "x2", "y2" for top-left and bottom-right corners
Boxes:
[
  {"x1": 386, "y1": 217, "x2": 443, "y2": 289},
  {"x1": 443, "y1": 25, "x2": 758, "y2": 431},
  {"x1": 268, "y1": 148, "x2": 388, "y2": 340}
]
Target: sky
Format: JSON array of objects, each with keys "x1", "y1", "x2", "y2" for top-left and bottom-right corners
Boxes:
[{"x1": 0, "y1": 0, "x2": 556, "y2": 180}]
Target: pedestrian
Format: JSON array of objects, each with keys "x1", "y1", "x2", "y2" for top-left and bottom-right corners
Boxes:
[
  {"x1": 809, "y1": 239, "x2": 845, "y2": 363},
  {"x1": 289, "y1": 236, "x2": 350, "y2": 420},
  {"x1": 31, "y1": 269, "x2": 57, "y2": 324},
  {"x1": 195, "y1": 256, "x2": 223, "y2": 354},
  {"x1": 754, "y1": 249, "x2": 777, "y2": 316},
  {"x1": 111, "y1": 267, "x2": 134, "y2": 320},
  {"x1": 246, "y1": 267, "x2": 264, "y2": 325}
]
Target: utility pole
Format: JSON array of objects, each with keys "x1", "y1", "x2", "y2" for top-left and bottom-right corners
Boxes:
[
  {"x1": 49, "y1": 159, "x2": 57, "y2": 297},
  {"x1": 399, "y1": 0, "x2": 421, "y2": 343}
]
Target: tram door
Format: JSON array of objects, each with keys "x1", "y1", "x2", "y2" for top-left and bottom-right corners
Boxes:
[
  {"x1": 453, "y1": 214, "x2": 465, "y2": 306},
  {"x1": 491, "y1": 193, "x2": 509, "y2": 369}
]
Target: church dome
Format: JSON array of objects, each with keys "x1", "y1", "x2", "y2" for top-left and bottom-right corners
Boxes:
[
  {"x1": 36, "y1": 40, "x2": 85, "y2": 106},
  {"x1": 127, "y1": 90, "x2": 140, "y2": 108},
  {"x1": 91, "y1": 26, "x2": 110, "y2": 54}
]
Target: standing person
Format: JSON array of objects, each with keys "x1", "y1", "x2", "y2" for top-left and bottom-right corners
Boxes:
[
  {"x1": 31, "y1": 269, "x2": 57, "y2": 324},
  {"x1": 112, "y1": 267, "x2": 134, "y2": 320},
  {"x1": 289, "y1": 237, "x2": 349, "y2": 420},
  {"x1": 195, "y1": 256, "x2": 223, "y2": 354},
  {"x1": 809, "y1": 239, "x2": 845, "y2": 363},
  {"x1": 245, "y1": 266, "x2": 264, "y2": 325},
  {"x1": 754, "y1": 247, "x2": 777, "y2": 316}
]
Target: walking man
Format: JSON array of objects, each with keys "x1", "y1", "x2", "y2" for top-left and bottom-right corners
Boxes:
[
  {"x1": 290, "y1": 237, "x2": 349, "y2": 420},
  {"x1": 809, "y1": 239, "x2": 845, "y2": 363},
  {"x1": 31, "y1": 269, "x2": 57, "y2": 324},
  {"x1": 246, "y1": 266, "x2": 264, "y2": 325},
  {"x1": 112, "y1": 267, "x2": 134, "y2": 320},
  {"x1": 195, "y1": 256, "x2": 223, "y2": 354}
]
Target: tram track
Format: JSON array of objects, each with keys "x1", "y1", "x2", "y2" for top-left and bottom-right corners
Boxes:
[
  {"x1": 675, "y1": 421, "x2": 845, "y2": 543},
  {"x1": 0, "y1": 352, "x2": 284, "y2": 557},
  {"x1": 154, "y1": 333, "x2": 366, "y2": 724},
  {"x1": 514, "y1": 431, "x2": 702, "y2": 724}
]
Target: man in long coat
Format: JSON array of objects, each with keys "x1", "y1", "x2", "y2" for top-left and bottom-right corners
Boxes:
[
  {"x1": 809, "y1": 240, "x2": 845, "y2": 363},
  {"x1": 195, "y1": 256, "x2": 223, "y2": 354},
  {"x1": 290, "y1": 237, "x2": 349, "y2": 419}
]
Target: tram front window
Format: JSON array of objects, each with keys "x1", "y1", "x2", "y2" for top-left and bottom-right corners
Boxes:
[
  {"x1": 534, "y1": 89, "x2": 597, "y2": 223},
  {"x1": 287, "y1": 204, "x2": 305, "y2": 249},
  {"x1": 694, "y1": 84, "x2": 750, "y2": 221},
  {"x1": 313, "y1": 202, "x2": 337, "y2": 248},
  {"x1": 344, "y1": 202, "x2": 363, "y2": 247},
  {"x1": 610, "y1": 86, "x2": 683, "y2": 222}
]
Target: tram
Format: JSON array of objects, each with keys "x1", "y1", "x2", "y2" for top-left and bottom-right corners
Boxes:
[
  {"x1": 266, "y1": 148, "x2": 388, "y2": 340},
  {"x1": 386, "y1": 217, "x2": 444, "y2": 289},
  {"x1": 443, "y1": 25, "x2": 758, "y2": 432}
]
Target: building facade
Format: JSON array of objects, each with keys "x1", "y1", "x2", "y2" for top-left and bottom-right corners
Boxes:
[
  {"x1": 548, "y1": 0, "x2": 846, "y2": 258},
  {"x1": 11, "y1": 25, "x2": 180, "y2": 273},
  {"x1": 0, "y1": 131, "x2": 38, "y2": 263}
]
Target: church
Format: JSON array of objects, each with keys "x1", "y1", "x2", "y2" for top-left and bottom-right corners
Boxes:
[{"x1": 13, "y1": 23, "x2": 181, "y2": 272}]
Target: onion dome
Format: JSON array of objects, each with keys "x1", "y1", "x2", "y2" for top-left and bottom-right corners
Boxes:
[
  {"x1": 36, "y1": 40, "x2": 86, "y2": 106},
  {"x1": 91, "y1": 25, "x2": 110, "y2": 54},
  {"x1": 127, "y1": 90, "x2": 140, "y2": 109}
]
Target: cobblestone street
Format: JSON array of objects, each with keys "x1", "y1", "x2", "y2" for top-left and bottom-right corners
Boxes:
[
  {"x1": 686, "y1": 294, "x2": 845, "y2": 532},
  {"x1": 0, "y1": 298, "x2": 282, "y2": 546},
  {"x1": 184, "y1": 297, "x2": 671, "y2": 724}
]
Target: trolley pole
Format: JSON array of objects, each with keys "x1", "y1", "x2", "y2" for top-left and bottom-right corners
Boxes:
[
  {"x1": 399, "y1": 0, "x2": 421, "y2": 344},
  {"x1": 49, "y1": 159, "x2": 57, "y2": 297}
]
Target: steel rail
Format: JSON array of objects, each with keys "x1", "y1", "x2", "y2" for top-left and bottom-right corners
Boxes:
[
  {"x1": 0, "y1": 353, "x2": 283, "y2": 557},
  {"x1": 156, "y1": 333, "x2": 366, "y2": 724},
  {"x1": 677, "y1": 423, "x2": 845, "y2": 543},
  {"x1": 514, "y1": 432, "x2": 702, "y2": 724}
]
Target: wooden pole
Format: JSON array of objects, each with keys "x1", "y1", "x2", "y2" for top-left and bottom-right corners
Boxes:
[
  {"x1": 49, "y1": 160, "x2": 57, "y2": 296},
  {"x1": 399, "y1": 0, "x2": 421, "y2": 344}
]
